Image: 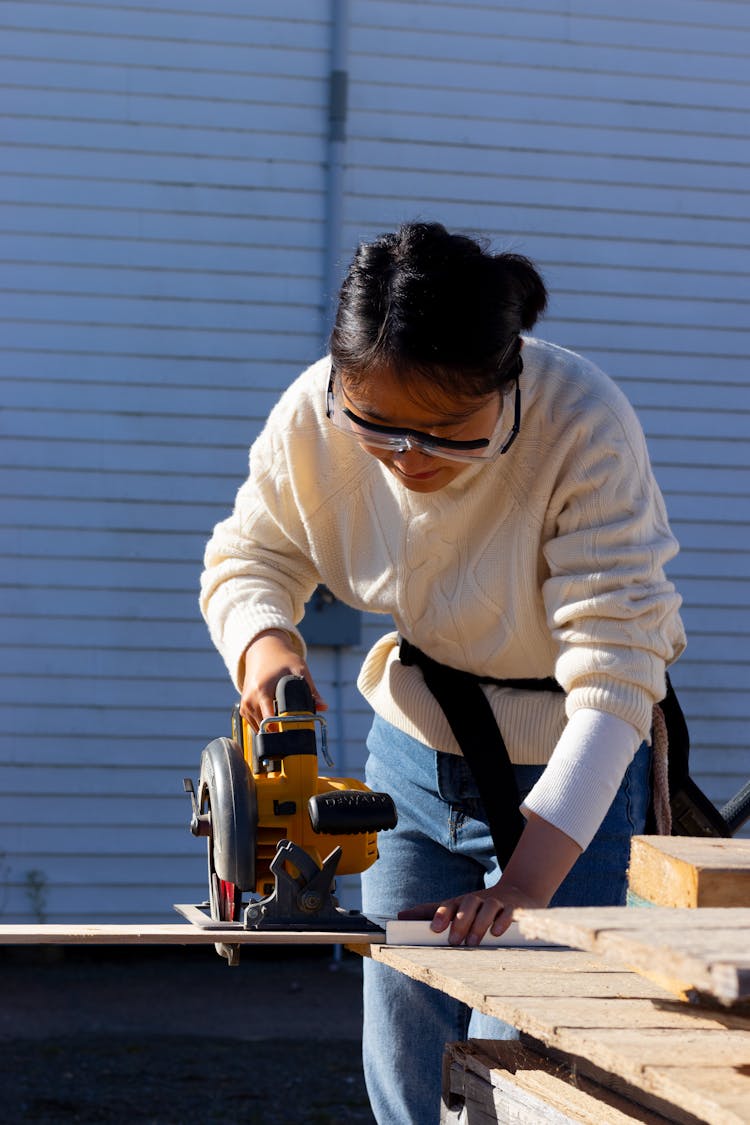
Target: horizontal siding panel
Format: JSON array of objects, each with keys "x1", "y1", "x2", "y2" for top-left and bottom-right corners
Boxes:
[
  {"x1": 616, "y1": 379, "x2": 750, "y2": 410},
  {"x1": 0, "y1": 5, "x2": 328, "y2": 49},
  {"x1": 351, "y1": 85, "x2": 750, "y2": 141},
  {"x1": 7, "y1": 87, "x2": 327, "y2": 132},
  {"x1": 4, "y1": 821, "x2": 198, "y2": 856},
  {"x1": 0, "y1": 705, "x2": 238, "y2": 738},
  {"x1": 4, "y1": 765, "x2": 197, "y2": 799},
  {"x1": 4, "y1": 853, "x2": 203, "y2": 886},
  {"x1": 544, "y1": 265, "x2": 750, "y2": 304},
  {"x1": 0, "y1": 468, "x2": 237, "y2": 504},
  {"x1": 7, "y1": 648, "x2": 222, "y2": 681},
  {"x1": 2, "y1": 527, "x2": 209, "y2": 560},
  {"x1": 0, "y1": 439, "x2": 249, "y2": 476},
  {"x1": 0, "y1": 351, "x2": 303, "y2": 389},
  {"x1": 1, "y1": 293, "x2": 320, "y2": 333},
  {"x1": 345, "y1": 166, "x2": 750, "y2": 223},
  {"x1": 0, "y1": 262, "x2": 322, "y2": 305},
  {"x1": 0, "y1": 411, "x2": 270, "y2": 447},
  {"x1": 345, "y1": 195, "x2": 750, "y2": 251},
  {"x1": 0, "y1": 29, "x2": 329, "y2": 79},
  {"x1": 0, "y1": 324, "x2": 319, "y2": 362},
  {"x1": 347, "y1": 140, "x2": 749, "y2": 195},
  {"x1": 0, "y1": 147, "x2": 328, "y2": 198},
  {"x1": 0, "y1": 56, "x2": 323, "y2": 102},
  {"x1": 0, "y1": 877, "x2": 207, "y2": 924},
  {"x1": 672, "y1": 551, "x2": 750, "y2": 582},
  {"x1": 0, "y1": 735, "x2": 220, "y2": 768},
  {"x1": 657, "y1": 468, "x2": 750, "y2": 498},
  {"x1": 356, "y1": 1, "x2": 750, "y2": 45},
  {"x1": 1, "y1": 379, "x2": 281, "y2": 416},
  {"x1": 0, "y1": 496, "x2": 221, "y2": 531},
  {"x1": 550, "y1": 294, "x2": 749, "y2": 333},
  {"x1": 0, "y1": 174, "x2": 325, "y2": 221},
  {"x1": 0, "y1": 233, "x2": 324, "y2": 277},
  {"x1": 665, "y1": 662, "x2": 750, "y2": 692},
  {"x1": 1, "y1": 616, "x2": 211, "y2": 651},
  {"x1": 0, "y1": 587, "x2": 207, "y2": 622},
  {"x1": 0, "y1": 555, "x2": 200, "y2": 587},
  {"x1": 634, "y1": 437, "x2": 749, "y2": 470},
  {"x1": 350, "y1": 25, "x2": 750, "y2": 84},
  {"x1": 3, "y1": 203, "x2": 325, "y2": 245},
  {"x1": 1, "y1": 675, "x2": 230, "y2": 711},
  {"x1": 6, "y1": 793, "x2": 189, "y2": 826},
  {"x1": 0, "y1": 116, "x2": 325, "y2": 161},
  {"x1": 352, "y1": 54, "x2": 750, "y2": 112},
  {"x1": 668, "y1": 578, "x2": 750, "y2": 609}
]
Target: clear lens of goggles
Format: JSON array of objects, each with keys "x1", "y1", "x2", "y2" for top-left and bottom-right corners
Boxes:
[{"x1": 326, "y1": 379, "x2": 520, "y2": 462}]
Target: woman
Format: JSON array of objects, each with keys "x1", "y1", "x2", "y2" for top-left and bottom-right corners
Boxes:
[{"x1": 200, "y1": 221, "x2": 685, "y2": 1123}]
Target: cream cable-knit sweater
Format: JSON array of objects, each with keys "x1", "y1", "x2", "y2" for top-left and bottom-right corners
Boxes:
[{"x1": 200, "y1": 338, "x2": 686, "y2": 846}]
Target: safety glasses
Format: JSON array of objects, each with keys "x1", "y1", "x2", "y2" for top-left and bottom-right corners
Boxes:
[{"x1": 326, "y1": 368, "x2": 521, "y2": 463}]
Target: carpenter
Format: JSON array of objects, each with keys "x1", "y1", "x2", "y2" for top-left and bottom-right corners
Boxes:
[{"x1": 200, "y1": 221, "x2": 685, "y2": 1124}]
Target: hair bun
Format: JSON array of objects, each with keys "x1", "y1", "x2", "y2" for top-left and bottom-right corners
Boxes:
[{"x1": 494, "y1": 253, "x2": 548, "y2": 330}]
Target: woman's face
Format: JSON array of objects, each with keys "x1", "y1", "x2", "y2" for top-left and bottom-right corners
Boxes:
[{"x1": 339, "y1": 368, "x2": 501, "y2": 493}]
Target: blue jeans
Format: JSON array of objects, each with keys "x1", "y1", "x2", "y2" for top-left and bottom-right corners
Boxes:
[{"x1": 361, "y1": 716, "x2": 651, "y2": 1125}]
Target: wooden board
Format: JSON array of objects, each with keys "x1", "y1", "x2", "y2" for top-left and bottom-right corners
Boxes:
[
  {"x1": 628, "y1": 835, "x2": 750, "y2": 908},
  {"x1": 365, "y1": 942, "x2": 750, "y2": 1125},
  {"x1": 514, "y1": 906, "x2": 750, "y2": 1005},
  {"x1": 0, "y1": 923, "x2": 385, "y2": 946}
]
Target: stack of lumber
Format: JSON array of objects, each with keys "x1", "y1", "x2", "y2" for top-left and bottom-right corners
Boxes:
[
  {"x1": 627, "y1": 836, "x2": 750, "y2": 909},
  {"x1": 368, "y1": 837, "x2": 750, "y2": 1124},
  {"x1": 370, "y1": 940, "x2": 750, "y2": 1125}
]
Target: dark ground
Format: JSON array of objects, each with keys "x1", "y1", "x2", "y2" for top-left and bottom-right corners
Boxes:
[{"x1": 0, "y1": 944, "x2": 375, "y2": 1125}]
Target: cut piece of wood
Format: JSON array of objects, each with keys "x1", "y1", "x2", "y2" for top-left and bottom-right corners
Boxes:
[
  {"x1": 386, "y1": 919, "x2": 553, "y2": 947},
  {"x1": 514, "y1": 906, "x2": 750, "y2": 1005},
  {"x1": 0, "y1": 923, "x2": 385, "y2": 945},
  {"x1": 441, "y1": 1040, "x2": 670, "y2": 1125},
  {"x1": 628, "y1": 836, "x2": 750, "y2": 908}
]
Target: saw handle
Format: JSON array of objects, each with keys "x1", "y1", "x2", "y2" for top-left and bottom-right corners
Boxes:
[
  {"x1": 275, "y1": 674, "x2": 315, "y2": 717},
  {"x1": 309, "y1": 790, "x2": 398, "y2": 835}
]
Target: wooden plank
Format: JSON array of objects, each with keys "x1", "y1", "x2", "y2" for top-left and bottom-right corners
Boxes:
[
  {"x1": 365, "y1": 944, "x2": 750, "y2": 1125},
  {"x1": 628, "y1": 836, "x2": 750, "y2": 908},
  {"x1": 0, "y1": 922, "x2": 385, "y2": 946},
  {"x1": 514, "y1": 907, "x2": 750, "y2": 1004},
  {"x1": 441, "y1": 1040, "x2": 669, "y2": 1125}
]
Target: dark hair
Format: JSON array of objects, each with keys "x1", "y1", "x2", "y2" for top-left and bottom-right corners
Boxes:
[{"x1": 330, "y1": 221, "x2": 547, "y2": 398}]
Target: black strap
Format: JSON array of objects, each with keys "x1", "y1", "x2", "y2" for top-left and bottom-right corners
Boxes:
[{"x1": 399, "y1": 638, "x2": 562, "y2": 867}]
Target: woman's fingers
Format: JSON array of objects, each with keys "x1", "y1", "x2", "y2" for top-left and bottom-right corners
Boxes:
[{"x1": 425, "y1": 890, "x2": 511, "y2": 946}]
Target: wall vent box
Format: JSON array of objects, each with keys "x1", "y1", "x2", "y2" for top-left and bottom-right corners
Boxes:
[{"x1": 299, "y1": 586, "x2": 361, "y2": 647}]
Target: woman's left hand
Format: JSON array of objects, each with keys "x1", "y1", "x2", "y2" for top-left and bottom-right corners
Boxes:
[
  {"x1": 397, "y1": 882, "x2": 547, "y2": 947},
  {"x1": 397, "y1": 811, "x2": 583, "y2": 946}
]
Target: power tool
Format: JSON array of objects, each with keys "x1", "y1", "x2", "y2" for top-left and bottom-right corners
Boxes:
[{"x1": 179, "y1": 675, "x2": 397, "y2": 963}]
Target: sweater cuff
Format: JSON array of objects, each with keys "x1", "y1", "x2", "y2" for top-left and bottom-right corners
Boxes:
[{"x1": 520, "y1": 708, "x2": 641, "y2": 850}]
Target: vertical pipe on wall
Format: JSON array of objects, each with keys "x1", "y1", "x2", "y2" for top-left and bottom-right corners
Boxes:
[
  {"x1": 323, "y1": 0, "x2": 349, "y2": 350},
  {"x1": 325, "y1": 0, "x2": 350, "y2": 770}
]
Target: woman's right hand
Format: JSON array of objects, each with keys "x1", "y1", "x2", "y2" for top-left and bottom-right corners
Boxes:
[{"x1": 239, "y1": 629, "x2": 326, "y2": 730}]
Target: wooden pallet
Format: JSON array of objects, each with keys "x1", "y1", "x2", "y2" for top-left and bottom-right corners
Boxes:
[
  {"x1": 364, "y1": 941, "x2": 750, "y2": 1125},
  {"x1": 442, "y1": 1039, "x2": 681, "y2": 1125},
  {"x1": 515, "y1": 905, "x2": 750, "y2": 1006}
]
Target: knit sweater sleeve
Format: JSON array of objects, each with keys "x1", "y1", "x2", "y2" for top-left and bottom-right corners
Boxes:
[
  {"x1": 541, "y1": 381, "x2": 685, "y2": 740},
  {"x1": 199, "y1": 406, "x2": 321, "y2": 689}
]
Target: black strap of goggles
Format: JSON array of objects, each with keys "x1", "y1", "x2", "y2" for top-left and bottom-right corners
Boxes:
[{"x1": 398, "y1": 637, "x2": 563, "y2": 867}]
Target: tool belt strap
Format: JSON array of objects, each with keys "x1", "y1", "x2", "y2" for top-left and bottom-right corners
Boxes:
[{"x1": 398, "y1": 637, "x2": 563, "y2": 867}]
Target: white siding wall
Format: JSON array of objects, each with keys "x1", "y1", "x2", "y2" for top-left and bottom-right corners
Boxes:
[
  {"x1": 0, "y1": 0, "x2": 338, "y2": 922},
  {"x1": 2, "y1": 0, "x2": 748, "y2": 924},
  {"x1": 344, "y1": 0, "x2": 750, "y2": 829}
]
